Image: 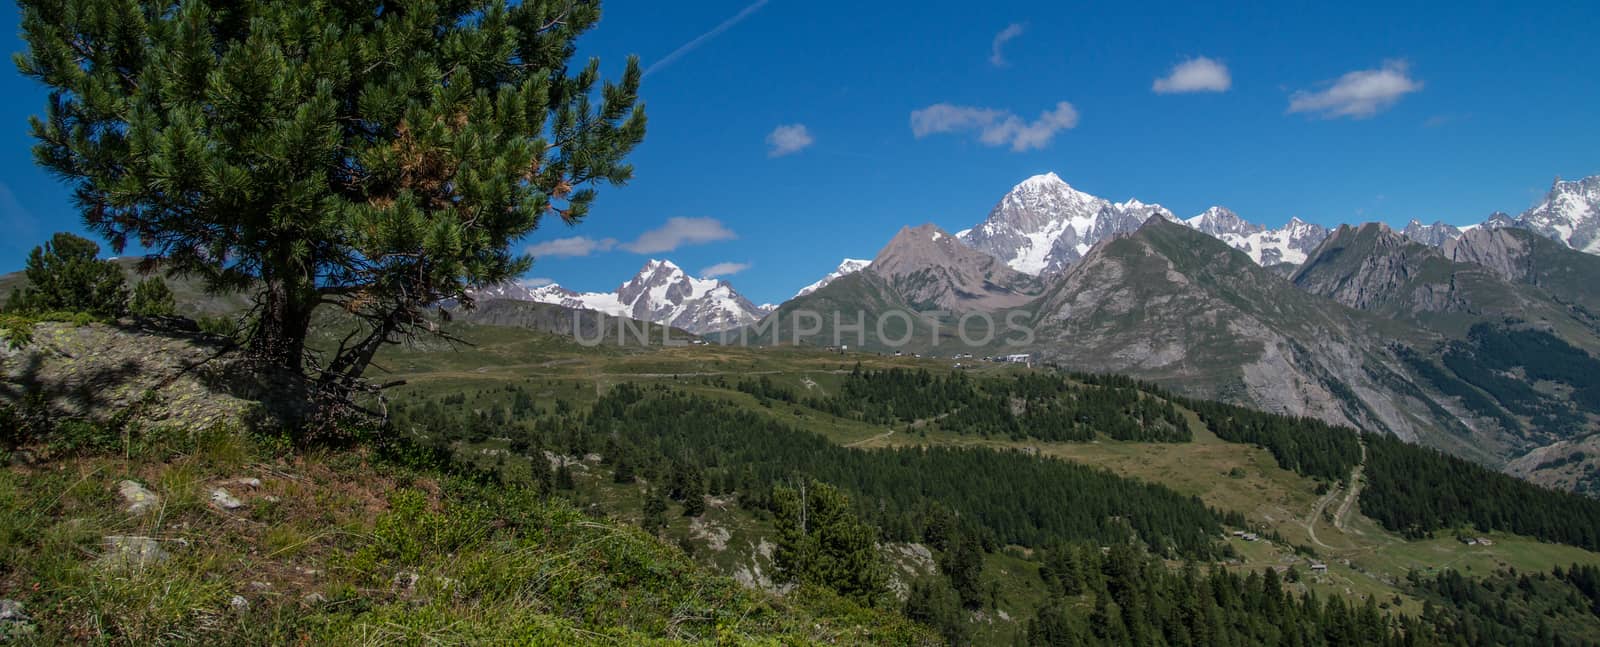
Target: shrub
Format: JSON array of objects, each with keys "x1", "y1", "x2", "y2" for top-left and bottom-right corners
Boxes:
[{"x1": 129, "y1": 276, "x2": 177, "y2": 317}]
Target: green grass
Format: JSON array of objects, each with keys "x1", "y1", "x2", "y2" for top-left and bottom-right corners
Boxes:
[{"x1": 0, "y1": 422, "x2": 935, "y2": 645}]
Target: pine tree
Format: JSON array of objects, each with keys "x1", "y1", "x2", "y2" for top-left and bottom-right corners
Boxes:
[
  {"x1": 5, "y1": 232, "x2": 128, "y2": 318},
  {"x1": 641, "y1": 489, "x2": 667, "y2": 537},
  {"x1": 772, "y1": 480, "x2": 887, "y2": 605},
  {"x1": 129, "y1": 277, "x2": 177, "y2": 317},
  {"x1": 17, "y1": 1, "x2": 646, "y2": 397}
]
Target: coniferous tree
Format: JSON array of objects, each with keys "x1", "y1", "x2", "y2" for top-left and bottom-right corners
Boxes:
[
  {"x1": 16, "y1": 1, "x2": 646, "y2": 397},
  {"x1": 5, "y1": 232, "x2": 127, "y2": 318},
  {"x1": 773, "y1": 480, "x2": 887, "y2": 605},
  {"x1": 641, "y1": 490, "x2": 667, "y2": 537}
]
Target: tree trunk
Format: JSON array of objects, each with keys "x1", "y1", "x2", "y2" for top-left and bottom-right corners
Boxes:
[{"x1": 250, "y1": 279, "x2": 316, "y2": 374}]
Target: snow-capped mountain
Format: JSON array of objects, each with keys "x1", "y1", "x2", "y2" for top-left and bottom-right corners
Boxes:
[
  {"x1": 793, "y1": 259, "x2": 871, "y2": 299},
  {"x1": 958, "y1": 172, "x2": 1176, "y2": 274},
  {"x1": 1511, "y1": 176, "x2": 1600, "y2": 254},
  {"x1": 1185, "y1": 206, "x2": 1264, "y2": 238},
  {"x1": 1398, "y1": 177, "x2": 1600, "y2": 256},
  {"x1": 956, "y1": 172, "x2": 1331, "y2": 273},
  {"x1": 473, "y1": 260, "x2": 770, "y2": 334},
  {"x1": 1183, "y1": 210, "x2": 1330, "y2": 266}
]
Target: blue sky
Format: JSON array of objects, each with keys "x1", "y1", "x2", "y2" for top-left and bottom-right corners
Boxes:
[{"x1": 2, "y1": 1, "x2": 1598, "y2": 304}]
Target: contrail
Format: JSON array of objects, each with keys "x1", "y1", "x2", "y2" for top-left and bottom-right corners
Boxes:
[{"x1": 643, "y1": 0, "x2": 770, "y2": 78}]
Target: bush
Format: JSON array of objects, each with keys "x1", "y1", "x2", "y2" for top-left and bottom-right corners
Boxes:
[
  {"x1": 4, "y1": 232, "x2": 127, "y2": 318},
  {"x1": 129, "y1": 276, "x2": 177, "y2": 317}
]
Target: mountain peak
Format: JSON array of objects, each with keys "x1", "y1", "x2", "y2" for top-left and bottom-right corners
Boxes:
[
  {"x1": 1186, "y1": 206, "x2": 1265, "y2": 237},
  {"x1": 1015, "y1": 172, "x2": 1068, "y2": 192},
  {"x1": 793, "y1": 258, "x2": 872, "y2": 299}
]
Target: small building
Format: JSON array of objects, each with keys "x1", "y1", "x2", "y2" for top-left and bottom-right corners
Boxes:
[
  {"x1": 1475, "y1": 537, "x2": 1493, "y2": 546},
  {"x1": 1242, "y1": 533, "x2": 1259, "y2": 542},
  {"x1": 1309, "y1": 561, "x2": 1328, "y2": 573}
]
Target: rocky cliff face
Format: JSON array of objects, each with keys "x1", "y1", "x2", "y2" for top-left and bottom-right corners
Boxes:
[
  {"x1": 1401, "y1": 220, "x2": 1466, "y2": 247},
  {"x1": 1026, "y1": 218, "x2": 1445, "y2": 444}
]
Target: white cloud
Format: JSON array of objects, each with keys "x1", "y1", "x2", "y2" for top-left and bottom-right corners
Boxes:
[
  {"x1": 910, "y1": 101, "x2": 1079, "y2": 152},
  {"x1": 1288, "y1": 60, "x2": 1422, "y2": 119},
  {"x1": 620, "y1": 217, "x2": 737, "y2": 254},
  {"x1": 989, "y1": 23, "x2": 1025, "y2": 67},
  {"x1": 518, "y1": 277, "x2": 555, "y2": 288},
  {"x1": 526, "y1": 236, "x2": 617, "y2": 258},
  {"x1": 1152, "y1": 57, "x2": 1231, "y2": 94},
  {"x1": 766, "y1": 124, "x2": 814, "y2": 157},
  {"x1": 644, "y1": 0, "x2": 769, "y2": 78},
  {"x1": 699, "y1": 262, "x2": 751, "y2": 279}
]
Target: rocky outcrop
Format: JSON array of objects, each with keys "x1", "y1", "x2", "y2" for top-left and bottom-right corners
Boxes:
[{"x1": 1, "y1": 322, "x2": 288, "y2": 434}]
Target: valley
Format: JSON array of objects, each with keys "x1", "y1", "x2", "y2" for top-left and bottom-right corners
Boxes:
[{"x1": 375, "y1": 320, "x2": 1600, "y2": 644}]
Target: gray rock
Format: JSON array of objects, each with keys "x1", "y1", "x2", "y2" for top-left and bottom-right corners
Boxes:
[
  {"x1": 209, "y1": 488, "x2": 244, "y2": 510},
  {"x1": 301, "y1": 592, "x2": 327, "y2": 607},
  {"x1": 117, "y1": 480, "x2": 160, "y2": 515},
  {"x1": 99, "y1": 535, "x2": 173, "y2": 570},
  {"x1": 234, "y1": 477, "x2": 263, "y2": 489},
  {"x1": 0, "y1": 599, "x2": 26, "y2": 623},
  {"x1": 229, "y1": 595, "x2": 249, "y2": 613}
]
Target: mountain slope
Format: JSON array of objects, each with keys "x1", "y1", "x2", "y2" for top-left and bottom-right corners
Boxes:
[
  {"x1": 1289, "y1": 223, "x2": 1600, "y2": 468},
  {"x1": 869, "y1": 224, "x2": 1042, "y2": 312},
  {"x1": 1023, "y1": 218, "x2": 1476, "y2": 454},
  {"x1": 1186, "y1": 207, "x2": 1331, "y2": 266},
  {"x1": 1442, "y1": 225, "x2": 1600, "y2": 317}
]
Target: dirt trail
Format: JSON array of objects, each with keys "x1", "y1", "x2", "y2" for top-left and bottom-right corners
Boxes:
[
  {"x1": 844, "y1": 429, "x2": 895, "y2": 448},
  {"x1": 1333, "y1": 441, "x2": 1367, "y2": 532},
  {"x1": 1304, "y1": 438, "x2": 1368, "y2": 548}
]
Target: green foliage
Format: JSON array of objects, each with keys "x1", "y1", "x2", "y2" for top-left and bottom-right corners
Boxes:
[
  {"x1": 773, "y1": 480, "x2": 888, "y2": 605},
  {"x1": 1181, "y1": 396, "x2": 1364, "y2": 483},
  {"x1": 904, "y1": 580, "x2": 968, "y2": 645},
  {"x1": 128, "y1": 276, "x2": 176, "y2": 317},
  {"x1": 17, "y1": 0, "x2": 646, "y2": 379},
  {"x1": 397, "y1": 383, "x2": 1227, "y2": 558},
  {"x1": 1407, "y1": 564, "x2": 1600, "y2": 645},
  {"x1": 1027, "y1": 544, "x2": 1416, "y2": 646},
  {"x1": 0, "y1": 313, "x2": 35, "y2": 349},
  {"x1": 1362, "y1": 431, "x2": 1600, "y2": 549},
  {"x1": 4, "y1": 232, "x2": 127, "y2": 318}
]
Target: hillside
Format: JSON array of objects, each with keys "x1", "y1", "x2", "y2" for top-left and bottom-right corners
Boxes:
[{"x1": 0, "y1": 323, "x2": 933, "y2": 645}]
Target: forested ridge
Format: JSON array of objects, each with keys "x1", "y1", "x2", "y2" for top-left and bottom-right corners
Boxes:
[
  {"x1": 401, "y1": 382, "x2": 1230, "y2": 558},
  {"x1": 745, "y1": 366, "x2": 1191, "y2": 442}
]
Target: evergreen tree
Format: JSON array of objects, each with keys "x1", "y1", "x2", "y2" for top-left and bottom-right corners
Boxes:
[
  {"x1": 904, "y1": 580, "x2": 968, "y2": 645},
  {"x1": 641, "y1": 489, "x2": 667, "y2": 537},
  {"x1": 17, "y1": 0, "x2": 646, "y2": 395},
  {"x1": 5, "y1": 232, "x2": 127, "y2": 318},
  {"x1": 772, "y1": 480, "x2": 887, "y2": 605},
  {"x1": 129, "y1": 276, "x2": 177, "y2": 317}
]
